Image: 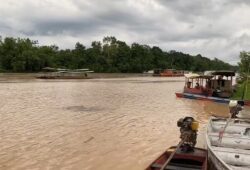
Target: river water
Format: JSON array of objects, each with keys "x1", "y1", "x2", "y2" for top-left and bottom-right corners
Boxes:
[{"x1": 0, "y1": 76, "x2": 242, "y2": 170}]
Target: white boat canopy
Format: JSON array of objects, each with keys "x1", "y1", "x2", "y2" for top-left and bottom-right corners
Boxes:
[
  {"x1": 184, "y1": 73, "x2": 214, "y2": 79},
  {"x1": 184, "y1": 73, "x2": 200, "y2": 78}
]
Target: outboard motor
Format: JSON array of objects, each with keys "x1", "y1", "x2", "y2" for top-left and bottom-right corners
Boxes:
[
  {"x1": 229, "y1": 100, "x2": 244, "y2": 118},
  {"x1": 177, "y1": 117, "x2": 199, "y2": 152}
]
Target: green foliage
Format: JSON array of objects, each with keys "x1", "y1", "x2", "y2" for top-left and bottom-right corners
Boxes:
[
  {"x1": 232, "y1": 81, "x2": 250, "y2": 100},
  {"x1": 238, "y1": 51, "x2": 250, "y2": 80},
  {"x1": 232, "y1": 52, "x2": 250, "y2": 100},
  {"x1": 0, "y1": 35, "x2": 237, "y2": 73}
]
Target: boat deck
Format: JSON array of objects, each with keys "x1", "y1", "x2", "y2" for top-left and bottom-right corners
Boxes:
[
  {"x1": 207, "y1": 118, "x2": 250, "y2": 169},
  {"x1": 146, "y1": 146, "x2": 207, "y2": 170}
]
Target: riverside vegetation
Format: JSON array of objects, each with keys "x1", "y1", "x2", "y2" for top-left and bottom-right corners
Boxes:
[
  {"x1": 0, "y1": 36, "x2": 237, "y2": 73},
  {"x1": 233, "y1": 51, "x2": 250, "y2": 100}
]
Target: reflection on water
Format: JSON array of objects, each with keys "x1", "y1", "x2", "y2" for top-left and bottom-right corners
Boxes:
[{"x1": 0, "y1": 77, "x2": 248, "y2": 170}]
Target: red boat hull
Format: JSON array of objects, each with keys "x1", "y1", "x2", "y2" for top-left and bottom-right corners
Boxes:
[{"x1": 244, "y1": 100, "x2": 250, "y2": 106}]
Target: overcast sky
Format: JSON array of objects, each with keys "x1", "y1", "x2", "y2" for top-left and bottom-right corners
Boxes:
[{"x1": 1, "y1": 0, "x2": 250, "y2": 65}]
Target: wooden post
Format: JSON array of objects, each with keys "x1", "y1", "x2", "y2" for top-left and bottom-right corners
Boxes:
[{"x1": 230, "y1": 76, "x2": 232, "y2": 91}]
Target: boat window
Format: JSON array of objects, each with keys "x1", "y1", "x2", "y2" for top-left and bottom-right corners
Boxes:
[
  {"x1": 187, "y1": 81, "x2": 191, "y2": 88},
  {"x1": 195, "y1": 82, "x2": 200, "y2": 89}
]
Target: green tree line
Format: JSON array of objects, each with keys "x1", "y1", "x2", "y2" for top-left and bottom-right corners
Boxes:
[
  {"x1": 232, "y1": 52, "x2": 250, "y2": 100},
  {"x1": 238, "y1": 51, "x2": 250, "y2": 80},
  {"x1": 0, "y1": 36, "x2": 237, "y2": 73}
]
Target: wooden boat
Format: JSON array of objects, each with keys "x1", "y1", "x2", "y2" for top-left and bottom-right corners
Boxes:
[
  {"x1": 146, "y1": 146, "x2": 207, "y2": 170},
  {"x1": 159, "y1": 69, "x2": 184, "y2": 77},
  {"x1": 174, "y1": 71, "x2": 250, "y2": 105},
  {"x1": 175, "y1": 92, "x2": 231, "y2": 104},
  {"x1": 206, "y1": 117, "x2": 250, "y2": 170},
  {"x1": 153, "y1": 69, "x2": 184, "y2": 77},
  {"x1": 175, "y1": 91, "x2": 250, "y2": 106},
  {"x1": 245, "y1": 100, "x2": 250, "y2": 107},
  {"x1": 179, "y1": 71, "x2": 235, "y2": 98},
  {"x1": 36, "y1": 68, "x2": 93, "y2": 79},
  {"x1": 147, "y1": 116, "x2": 207, "y2": 170},
  {"x1": 37, "y1": 73, "x2": 91, "y2": 79}
]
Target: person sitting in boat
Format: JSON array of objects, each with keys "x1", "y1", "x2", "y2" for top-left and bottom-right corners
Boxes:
[
  {"x1": 217, "y1": 75, "x2": 224, "y2": 87},
  {"x1": 206, "y1": 79, "x2": 211, "y2": 88},
  {"x1": 187, "y1": 81, "x2": 191, "y2": 88},
  {"x1": 195, "y1": 82, "x2": 200, "y2": 89}
]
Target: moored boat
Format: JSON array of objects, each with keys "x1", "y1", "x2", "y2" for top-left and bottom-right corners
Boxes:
[
  {"x1": 174, "y1": 71, "x2": 248, "y2": 105},
  {"x1": 36, "y1": 68, "x2": 93, "y2": 79},
  {"x1": 175, "y1": 92, "x2": 230, "y2": 104},
  {"x1": 146, "y1": 146, "x2": 207, "y2": 170},
  {"x1": 37, "y1": 71, "x2": 91, "y2": 79},
  {"x1": 206, "y1": 100, "x2": 250, "y2": 170},
  {"x1": 159, "y1": 69, "x2": 184, "y2": 77},
  {"x1": 153, "y1": 69, "x2": 184, "y2": 77},
  {"x1": 146, "y1": 117, "x2": 207, "y2": 170}
]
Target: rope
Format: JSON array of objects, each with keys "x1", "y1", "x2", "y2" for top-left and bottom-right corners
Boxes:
[{"x1": 218, "y1": 117, "x2": 231, "y2": 144}]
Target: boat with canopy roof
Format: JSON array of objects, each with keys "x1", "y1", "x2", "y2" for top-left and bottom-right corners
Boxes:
[{"x1": 175, "y1": 71, "x2": 240, "y2": 104}]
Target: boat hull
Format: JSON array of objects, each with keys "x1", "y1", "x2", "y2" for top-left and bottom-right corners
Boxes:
[
  {"x1": 36, "y1": 76, "x2": 91, "y2": 79},
  {"x1": 244, "y1": 100, "x2": 250, "y2": 106},
  {"x1": 146, "y1": 146, "x2": 207, "y2": 170},
  {"x1": 159, "y1": 74, "x2": 184, "y2": 77},
  {"x1": 175, "y1": 92, "x2": 230, "y2": 104},
  {"x1": 207, "y1": 148, "x2": 229, "y2": 170},
  {"x1": 153, "y1": 74, "x2": 184, "y2": 77},
  {"x1": 176, "y1": 92, "x2": 250, "y2": 106},
  {"x1": 206, "y1": 118, "x2": 250, "y2": 170}
]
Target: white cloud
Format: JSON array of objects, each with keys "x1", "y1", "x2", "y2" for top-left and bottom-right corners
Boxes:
[{"x1": 1, "y1": 0, "x2": 250, "y2": 64}]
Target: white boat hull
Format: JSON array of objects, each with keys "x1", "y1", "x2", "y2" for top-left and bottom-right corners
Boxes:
[{"x1": 206, "y1": 118, "x2": 250, "y2": 170}]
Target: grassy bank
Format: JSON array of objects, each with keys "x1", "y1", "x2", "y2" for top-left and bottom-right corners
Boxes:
[{"x1": 232, "y1": 81, "x2": 250, "y2": 100}]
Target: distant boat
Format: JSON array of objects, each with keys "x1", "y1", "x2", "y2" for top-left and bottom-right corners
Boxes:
[
  {"x1": 146, "y1": 146, "x2": 207, "y2": 170},
  {"x1": 36, "y1": 68, "x2": 94, "y2": 79},
  {"x1": 153, "y1": 69, "x2": 185, "y2": 77},
  {"x1": 143, "y1": 70, "x2": 154, "y2": 74}
]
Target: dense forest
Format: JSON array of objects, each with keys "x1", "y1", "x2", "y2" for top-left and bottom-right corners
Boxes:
[
  {"x1": 0, "y1": 36, "x2": 237, "y2": 73},
  {"x1": 232, "y1": 51, "x2": 250, "y2": 100}
]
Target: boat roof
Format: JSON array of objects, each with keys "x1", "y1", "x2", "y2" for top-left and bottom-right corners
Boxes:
[
  {"x1": 204, "y1": 70, "x2": 235, "y2": 76},
  {"x1": 42, "y1": 68, "x2": 94, "y2": 73},
  {"x1": 42, "y1": 67, "x2": 57, "y2": 71},
  {"x1": 76, "y1": 68, "x2": 90, "y2": 71},
  {"x1": 42, "y1": 67, "x2": 68, "y2": 71},
  {"x1": 184, "y1": 73, "x2": 213, "y2": 79},
  {"x1": 56, "y1": 71, "x2": 92, "y2": 73}
]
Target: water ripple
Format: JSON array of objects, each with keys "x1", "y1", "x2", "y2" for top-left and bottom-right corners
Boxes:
[{"x1": 0, "y1": 76, "x2": 241, "y2": 170}]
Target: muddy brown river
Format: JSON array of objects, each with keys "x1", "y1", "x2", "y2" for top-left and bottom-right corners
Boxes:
[{"x1": 0, "y1": 76, "x2": 245, "y2": 170}]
